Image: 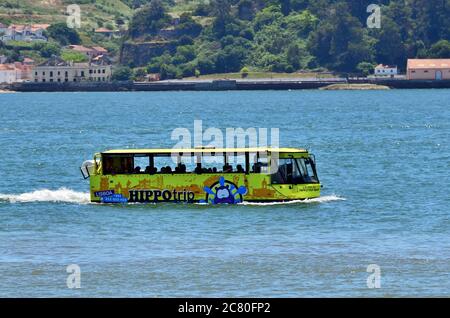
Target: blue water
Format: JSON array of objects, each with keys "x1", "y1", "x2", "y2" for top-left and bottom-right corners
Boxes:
[{"x1": 0, "y1": 90, "x2": 449, "y2": 297}]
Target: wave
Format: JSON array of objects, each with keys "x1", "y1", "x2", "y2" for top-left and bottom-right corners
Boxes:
[
  {"x1": 240, "y1": 195, "x2": 346, "y2": 206},
  {"x1": 0, "y1": 188, "x2": 90, "y2": 204},
  {"x1": 0, "y1": 189, "x2": 344, "y2": 206}
]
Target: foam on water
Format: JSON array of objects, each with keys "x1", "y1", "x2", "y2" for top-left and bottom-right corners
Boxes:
[
  {"x1": 240, "y1": 195, "x2": 346, "y2": 206},
  {"x1": 0, "y1": 188, "x2": 90, "y2": 204},
  {"x1": 0, "y1": 189, "x2": 344, "y2": 206}
]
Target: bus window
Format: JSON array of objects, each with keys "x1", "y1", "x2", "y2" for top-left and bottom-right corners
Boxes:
[
  {"x1": 133, "y1": 155, "x2": 149, "y2": 174},
  {"x1": 271, "y1": 158, "x2": 319, "y2": 184},
  {"x1": 231, "y1": 154, "x2": 246, "y2": 173},
  {"x1": 154, "y1": 156, "x2": 177, "y2": 174},
  {"x1": 102, "y1": 156, "x2": 134, "y2": 175},
  {"x1": 202, "y1": 154, "x2": 224, "y2": 173},
  {"x1": 251, "y1": 154, "x2": 269, "y2": 174}
]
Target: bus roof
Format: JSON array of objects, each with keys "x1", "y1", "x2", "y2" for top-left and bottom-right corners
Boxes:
[{"x1": 101, "y1": 147, "x2": 308, "y2": 155}]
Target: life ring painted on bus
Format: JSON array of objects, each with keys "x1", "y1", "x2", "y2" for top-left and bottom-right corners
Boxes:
[{"x1": 202, "y1": 176, "x2": 247, "y2": 204}]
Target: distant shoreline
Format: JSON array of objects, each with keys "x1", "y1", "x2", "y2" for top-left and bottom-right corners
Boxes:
[{"x1": 6, "y1": 78, "x2": 450, "y2": 92}]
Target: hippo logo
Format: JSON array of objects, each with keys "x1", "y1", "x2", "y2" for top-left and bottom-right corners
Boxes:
[{"x1": 201, "y1": 176, "x2": 247, "y2": 204}]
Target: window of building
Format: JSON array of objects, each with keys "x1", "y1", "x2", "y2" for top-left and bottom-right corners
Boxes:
[
  {"x1": 42, "y1": 72, "x2": 45, "y2": 76},
  {"x1": 42, "y1": 79, "x2": 46, "y2": 82},
  {"x1": 50, "y1": 79, "x2": 53, "y2": 82},
  {"x1": 81, "y1": 71, "x2": 85, "y2": 77},
  {"x1": 50, "y1": 71, "x2": 53, "y2": 77},
  {"x1": 102, "y1": 69, "x2": 106, "y2": 74},
  {"x1": 35, "y1": 72, "x2": 38, "y2": 76},
  {"x1": 424, "y1": 70, "x2": 429, "y2": 73},
  {"x1": 65, "y1": 71, "x2": 68, "y2": 77}
]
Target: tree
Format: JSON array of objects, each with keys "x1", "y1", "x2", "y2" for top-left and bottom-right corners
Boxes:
[
  {"x1": 128, "y1": 0, "x2": 169, "y2": 38},
  {"x1": 237, "y1": 0, "x2": 254, "y2": 20},
  {"x1": 280, "y1": 0, "x2": 291, "y2": 16},
  {"x1": 159, "y1": 63, "x2": 178, "y2": 80},
  {"x1": 372, "y1": 16, "x2": 406, "y2": 67},
  {"x1": 286, "y1": 43, "x2": 301, "y2": 70},
  {"x1": 357, "y1": 62, "x2": 375, "y2": 76},
  {"x1": 197, "y1": 56, "x2": 216, "y2": 74},
  {"x1": 212, "y1": 0, "x2": 232, "y2": 36},
  {"x1": 32, "y1": 42, "x2": 61, "y2": 58},
  {"x1": 112, "y1": 66, "x2": 132, "y2": 81},
  {"x1": 428, "y1": 40, "x2": 450, "y2": 58},
  {"x1": 46, "y1": 23, "x2": 81, "y2": 45},
  {"x1": 308, "y1": 2, "x2": 374, "y2": 72},
  {"x1": 175, "y1": 13, "x2": 202, "y2": 37},
  {"x1": 240, "y1": 66, "x2": 249, "y2": 78}
]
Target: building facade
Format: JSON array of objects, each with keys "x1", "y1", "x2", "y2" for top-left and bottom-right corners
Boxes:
[
  {"x1": 67, "y1": 45, "x2": 108, "y2": 59},
  {"x1": 14, "y1": 61, "x2": 34, "y2": 81},
  {"x1": 1, "y1": 24, "x2": 49, "y2": 42},
  {"x1": 407, "y1": 59, "x2": 450, "y2": 80},
  {"x1": 0, "y1": 64, "x2": 16, "y2": 84},
  {"x1": 0, "y1": 61, "x2": 34, "y2": 83},
  {"x1": 32, "y1": 56, "x2": 112, "y2": 83},
  {"x1": 374, "y1": 64, "x2": 398, "y2": 77}
]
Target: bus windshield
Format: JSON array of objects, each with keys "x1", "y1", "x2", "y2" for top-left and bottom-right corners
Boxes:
[{"x1": 271, "y1": 157, "x2": 319, "y2": 184}]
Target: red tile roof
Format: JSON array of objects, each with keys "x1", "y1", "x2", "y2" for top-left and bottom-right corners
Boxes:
[
  {"x1": 68, "y1": 45, "x2": 95, "y2": 53},
  {"x1": 0, "y1": 64, "x2": 15, "y2": 71},
  {"x1": 92, "y1": 46, "x2": 108, "y2": 53},
  {"x1": 408, "y1": 59, "x2": 450, "y2": 69},
  {"x1": 95, "y1": 27, "x2": 114, "y2": 33}
]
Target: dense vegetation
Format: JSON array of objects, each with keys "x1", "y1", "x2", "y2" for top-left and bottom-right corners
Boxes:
[
  {"x1": 1, "y1": 0, "x2": 450, "y2": 80},
  {"x1": 120, "y1": 0, "x2": 450, "y2": 79}
]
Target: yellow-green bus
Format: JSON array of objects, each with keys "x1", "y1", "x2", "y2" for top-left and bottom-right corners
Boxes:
[{"x1": 81, "y1": 147, "x2": 320, "y2": 204}]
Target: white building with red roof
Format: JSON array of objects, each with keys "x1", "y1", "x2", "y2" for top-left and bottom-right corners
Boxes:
[
  {"x1": 1, "y1": 24, "x2": 49, "y2": 42},
  {"x1": 374, "y1": 64, "x2": 398, "y2": 77}
]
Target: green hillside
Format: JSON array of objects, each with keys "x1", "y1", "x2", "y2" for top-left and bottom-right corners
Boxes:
[{"x1": 1, "y1": 0, "x2": 450, "y2": 80}]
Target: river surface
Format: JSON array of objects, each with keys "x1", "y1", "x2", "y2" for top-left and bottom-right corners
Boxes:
[{"x1": 0, "y1": 90, "x2": 449, "y2": 297}]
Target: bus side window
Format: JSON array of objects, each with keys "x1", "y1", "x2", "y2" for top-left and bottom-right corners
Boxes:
[
  {"x1": 121, "y1": 157, "x2": 134, "y2": 174},
  {"x1": 103, "y1": 157, "x2": 114, "y2": 175}
]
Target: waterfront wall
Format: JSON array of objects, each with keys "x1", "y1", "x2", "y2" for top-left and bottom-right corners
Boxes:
[
  {"x1": 8, "y1": 78, "x2": 450, "y2": 92},
  {"x1": 10, "y1": 79, "x2": 345, "y2": 92}
]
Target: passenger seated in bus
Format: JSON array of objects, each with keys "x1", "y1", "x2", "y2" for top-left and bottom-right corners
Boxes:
[
  {"x1": 134, "y1": 166, "x2": 141, "y2": 174},
  {"x1": 194, "y1": 164, "x2": 202, "y2": 174},
  {"x1": 145, "y1": 166, "x2": 152, "y2": 174},
  {"x1": 236, "y1": 164, "x2": 244, "y2": 173},
  {"x1": 212, "y1": 167, "x2": 217, "y2": 173},
  {"x1": 174, "y1": 164, "x2": 187, "y2": 173},
  {"x1": 252, "y1": 162, "x2": 262, "y2": 173},
  {"x1": 104, "y1": 160, "x2": 115, "y2": 174},
  {"x1": 286, "y1": 163, "x2": 293, "y2": 183},
  {"x1": 122, "y1": 157, "x2": 133, "y2": 174},
  {"x1": 223, "y1": 164, "x2": 233, "y2": 173}
]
